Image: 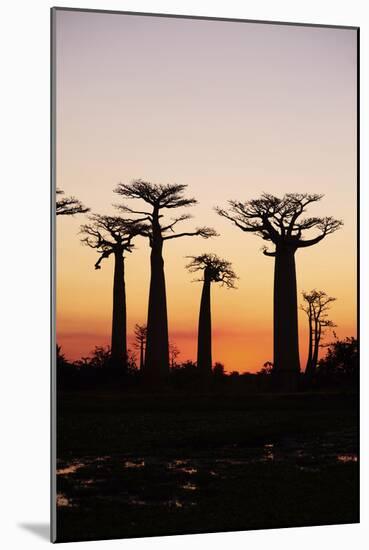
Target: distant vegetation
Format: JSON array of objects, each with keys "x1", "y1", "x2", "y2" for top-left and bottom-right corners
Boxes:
[{"x1": 56, "y1": 335, "x2": 357, "y2": 393}]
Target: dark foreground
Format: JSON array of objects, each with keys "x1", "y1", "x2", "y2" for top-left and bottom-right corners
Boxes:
[{"x1": 56, "y1": 391, "x2": 359, "y2": 542}]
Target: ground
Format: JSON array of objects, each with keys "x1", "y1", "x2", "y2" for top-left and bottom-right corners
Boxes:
[{"x1": 56, "y1": 390, "x2": 359, "y2": 542}]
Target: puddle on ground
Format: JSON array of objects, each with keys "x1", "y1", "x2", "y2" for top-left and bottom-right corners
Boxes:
[
  {"x1": 263, "y1": 443, "x2": 275, "y2": 461},
  {"x1": 124, "y1": 459, "x2": 145, "y2": 469},
  {"x1": 56, "y1": 431, "x2": 357, "y2": 510},
  {"x1": 57, "y1": 494, "x2": 71, "y2": 507},
  {"x1": 168, "y1": 460, "x2": 197, "y2": 475},
  {"x1": 57, "y1": 463, "x2": 85, "y2": 475},
  {"x1": 181, "y1": 482, "x2": 198, "y2": 491},
  {"x1": 337, "y1": 454, "x2": 358, "y2": 463}
]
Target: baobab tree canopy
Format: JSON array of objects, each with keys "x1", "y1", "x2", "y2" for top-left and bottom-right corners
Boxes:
[
  {"x1": 80, "y1": 214, "x2": 144, "y2": 269},
  {"x1": 186, "y1": 253, "x2": 237, "y2": 288},
  {"x1": 56, "y1": 188, "x2": 89, "y2": 216},
  {"x1": 114, "y1": 180, "x2": 217, "y2": 242},
  {"x1": 216, "y1": 193, "x2": 343, "y2": 254}
]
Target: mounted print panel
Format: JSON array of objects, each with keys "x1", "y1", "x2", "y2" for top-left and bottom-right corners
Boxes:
[{"x1": 51, "y1": 7, "x2": 359, "y2": 543}]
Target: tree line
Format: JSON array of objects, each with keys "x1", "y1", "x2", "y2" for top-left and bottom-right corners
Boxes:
[{"x1": 57, "y1": 182, "x2": 344, "y2": 391}]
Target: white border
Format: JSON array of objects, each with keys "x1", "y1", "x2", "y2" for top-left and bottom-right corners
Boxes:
[{"x1": 1, "y1": 1, "x2": 367, "y2": 548}]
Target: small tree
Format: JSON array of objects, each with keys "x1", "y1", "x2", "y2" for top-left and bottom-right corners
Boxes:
[
  {"x1": 318, "y1": 337, "x2": 358, "y2": 379},
  {"x1": 257, "y1": 361, "x2": 273, "y2": 376},
  {"x1": 56, "y1": 344, "x2": 68, "y2": 368},
  {"x1": 80, "y1": 214, "x2": 144, "y2": 369},
  {"x1": 213, "y1": 362, "x2": 225, "y2": 378},
  {"x1": 217, "y1": 193, "x2": 342, "y2": 391},
  {"x1": 88, "y1": 346, "x2": 111, "y2": 368},
  {"x1": 301, "y1": 290, "x2": 336, "y2": 377},
  {"x1": 56, "y1": 188, "x2": 89, "y2": 216},
  {"x1": 133, "y1": 324, "x2": 147, "y2": 371},
  {"x1": 186, "y1": 253, "x2": 237, "y2": 375},
  {"x1": 127, "y1": 349, "x2": 139, "y2": 374},
  {"x1": 115, "y1": 180, "x2": 217, "y2": 381},
  {"x1": 169, "y1": 342, "x2": 180, "y2": 369}
]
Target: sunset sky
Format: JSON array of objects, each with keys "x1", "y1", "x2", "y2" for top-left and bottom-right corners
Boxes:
[{"x1": 55, "y1": 10, "x2": 357, "y2": 372}]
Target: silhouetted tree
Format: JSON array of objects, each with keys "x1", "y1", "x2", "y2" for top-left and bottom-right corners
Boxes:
[
  {"x1": 56, "y1": 188, "x2": 89, "y2": 216},
  {"x1": 114, "y1": 180, "x2": 217, "y2": 380},
  {"x1": 74, "y1": 345, "x2": 111, "y2": 368},
  {"x1": 257, "y1": 361, "x2": 273, "y2": 376},
  {"x1": 229, "y1": 370, "x2": 240, "y2": 378},
  {"x1": 217, "y1": 193, "x2": 342, "y2": 391},
  {"x1": 169, "y1": 342, "x2": 180, "y2": 369},
  {"x1": 301, "y1": 290, "x2": 336, "y2": 377},
  {"x1": 134, "y1": 324, "x2": 147, "y2": 371},
  {"x1": 169, "y1": 360, "x2": 198, "y2": 389},
  {"x1": 56, "y1": 344, "x2": 80, "y2": 389},
  {"x1": 56, "y1": 344, "x2": 68, "y2": 367},
  {"x1": 317, "y1": 336, "x2": 358, "y2": 383},
  {"x1": 186, "y1": 253, "x2": 237, "y2": 375},
  {"x1": 213, "y1": 362, "x2": 225, "y2": 378},
  {"x1": 126, "y1": 348, "x2": 139, "y2": 374},
  {"x1": 80, "y1": 214, "x2": 144, "y2": 369}
]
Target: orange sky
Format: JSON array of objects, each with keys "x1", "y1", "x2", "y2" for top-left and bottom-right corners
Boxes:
[{"x1": 55, "y1": 11, "x2": 357, "y2": 372}]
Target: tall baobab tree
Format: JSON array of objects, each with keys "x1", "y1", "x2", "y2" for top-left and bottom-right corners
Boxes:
[
  {"x1": 186, "y1": 253, "x2": 237, "y2": 375},
  {"x1": 114, "y1": 180, "x2": 217, "y2": 380},
  {"x1": 80, "y1": 214, "x2": 144, "y2": 369},
  {"x1": 56, "y1": 188, "x2": 89, "y2": 216},
  {"x1": 216, "y1": 193, "x2": 342, "y2": 390},
  {"x1": 134, "y1": 323, "x2": 147, "y2": 371},
  {"x1": 301, "y1": 290, "x2": 336, "y2": 377}
]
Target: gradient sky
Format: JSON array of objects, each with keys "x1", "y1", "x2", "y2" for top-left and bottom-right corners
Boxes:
[{"x1": 55, "y1": 10, "x2": 357, "y2": 372}]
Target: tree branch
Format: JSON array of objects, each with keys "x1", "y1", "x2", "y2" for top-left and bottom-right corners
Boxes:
[
  {"x1": 297, "y1": 217, "x2": 343, "y2": 248},
  {"x1": 95, "y1": 250, "x2": 113, "y2": 270},
  {"x1": 164, "y1": 227, "x2": 218, "y2": 241},
  {"x1": 215, "y1": 206, "x2": 265, "y2": 233},
  {"x1": 286, "y1": 194, "x2": 323, "y2": 236},
  {"x1": 262, "y1": 246, "x2": 276, "y2": 257},
  {"x1": 161, "y1": 214, "x2": 192, "y2": 233},
  {"x1": 57, "y1": 196, "x2": 90, "y2": 216},
  {"x1": 115, "y1": 203, "x2": 153, "y2": 219}
]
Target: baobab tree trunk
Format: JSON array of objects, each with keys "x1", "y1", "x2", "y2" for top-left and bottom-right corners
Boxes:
[
  {"x1": 110, "y1": 250, "x2": 127, "y2": 369},
  {"x1": 273, "y1": 245, "x2": 300, "y2": 391},
  {"x1": 197, "y1": 269, "x2": 212, "y2": 374},
  {"x1": 145, "y1": 210, "x2": 169, "y2": 380}
]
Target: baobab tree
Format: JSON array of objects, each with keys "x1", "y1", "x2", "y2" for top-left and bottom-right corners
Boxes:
[
  {"x1": 114, "y1": 180, "x2": 217, "y2": 380},
  {"x1": 301, "y1": 290, "x2": 336, "y2": 378},
  {"x1": 216, "y1": 193, "x2": 342, "y2": 390},
  {"x1": 186, "y1": 253, "x2": 237, "y2": 375},
  {"x1": 80, "y1": 214, "x2": 144, "y2": 369},
  {"x1": 56, "y1": 188, "x2": 89, "y2": 216},
  {"x1": 134, "y1": 323, "x2": 147, "y2": 371}
]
